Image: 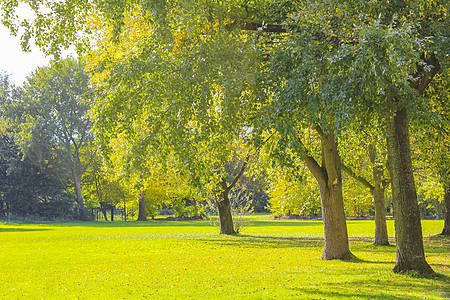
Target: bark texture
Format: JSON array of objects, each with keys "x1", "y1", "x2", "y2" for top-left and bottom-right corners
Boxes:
[
  {"x1": 387, "y1": 108, "x2": 434, "y2": 274},
  {"x1": 371, "y1": 166, "x2": 389, "y2": 245},
  {"x1": 137, "y1": 190, "x2": 147, "y2": 221},
  {"x1": 304, "y1": 129, "x2": 353, "y2": 260},
  {"x1": 441, "y1": 189, "x2": 450, "y2": 236},
  {"x1": 372, "y1": 174, "x2": 389, "y2": 245},
  {"x1": 368, "y1": 145, "x2": 389, "y2": 245},
  {"x1": 217, "y1": 181, "x2": 236, "y2": 235}
]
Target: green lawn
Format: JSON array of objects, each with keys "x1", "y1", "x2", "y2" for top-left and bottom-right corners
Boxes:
[{"x1": 0, "y1": 216, "x2": 448, "y2": 299}]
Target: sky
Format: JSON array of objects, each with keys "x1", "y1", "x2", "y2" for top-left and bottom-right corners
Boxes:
[{"x1": 0, "y1": 23, "x2": 49, "y2": 86}]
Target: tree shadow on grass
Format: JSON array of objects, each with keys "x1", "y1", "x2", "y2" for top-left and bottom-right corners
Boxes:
[
  {"x1": 249, "y1": 220, "x2": 324, "y2": 227},
  {"x1": 289, "y1": 276, "x2": 450, "y2": 300},
  {"x1": 342, "y1": 256, "x2": 393, "y2": 265},
  {"x1": 197, "y1": 234, "x2": 325, "y2": 249}
]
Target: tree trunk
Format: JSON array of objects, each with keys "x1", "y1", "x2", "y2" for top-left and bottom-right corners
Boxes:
[
  {"x1": 441, "y1": 188, "x2": 450, "y2": 236},
  {"x1": 111, "y1": 206, "x2": 114, "y2": 222},
  {"x1": 100, "y1": 202, "x2": 108, "y2": 221},
  {"x1": 217, "y1": 180, "x2": 236, "y2": 235},
  {"x1": 137, "y1": 190, "x2": 147, "y2": 221},
  {"x1": 387, "y1": 107, "x2": 434, "y2": 274},
  {"x1": 73, "y1": 171, "x2": 88, "y2": 221},
  {"x1": 304, "y1": 129, "x2": 353, "y2": 260},
  {"x1": 372, "y1": 166, "x2": 389, "y2": 245},
  {"x1": 217, "y1": 194, "x2": 236, "y2": 235}
]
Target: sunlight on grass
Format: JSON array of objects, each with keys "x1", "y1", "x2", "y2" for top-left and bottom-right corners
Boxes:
[{"x1": 0, "y1": 218, "x2": 448, "y2": 299}]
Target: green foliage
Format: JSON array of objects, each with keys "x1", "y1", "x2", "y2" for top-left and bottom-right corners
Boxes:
[
  {"x1": 267, "y1": 166, "x2": 321, "y2": 218},
  {"x1": 9, "y1": 57, "x2": 92, "y2": 189},
  {"x1": 0, "y1": 134, "x2": 75, "y2": 219},
  {"x1": 342, "y1": 175, "x2": 373, "y2": 218},
  {"x1": 0, "y1": 73, "x2": 75, "y2": 220},
  {"x1": 0, "y1": 218, "x2": 448, "y2": 298}
]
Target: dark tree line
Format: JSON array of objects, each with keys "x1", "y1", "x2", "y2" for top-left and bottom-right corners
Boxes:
[{"x1": 0, "y1": 134, "x2": 75, "y2": 219}]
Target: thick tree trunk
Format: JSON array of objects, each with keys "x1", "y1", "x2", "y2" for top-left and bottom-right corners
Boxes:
[
  {"x1": 73, "y1": 172, "x2": 88, "y2": 221},
  {"x1": 441, "y1": 189, "x2": 450, "y2": 236},
  {"x1": 217, "y1": 192, "x2": 236, "y2": 235},
  {"x1": 387, "y1": 107, "x2": 434, "y2": 274},
  {"x1": 305, "y1": 129, "x2": 353, "y2": 260},
  {"x1": 372, "y1": 166, "x2": 389, "y2": 245},
  {"x1": 320, "y1": 131, "x2": 353, "y2": 260},
  {"x1": 137, "y1": 190, "x2": 147, "y2": 221}
]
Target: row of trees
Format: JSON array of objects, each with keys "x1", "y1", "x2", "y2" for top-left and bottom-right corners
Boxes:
[
  {"x1": 1, "y1": 66, "x2": 269, "y2": 221},
  {"x1": 0, "y1": 0, "x2": 448, "y2": 275}
]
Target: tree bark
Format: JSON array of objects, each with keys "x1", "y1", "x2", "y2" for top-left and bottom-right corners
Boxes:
[
  {"x1": 214, "y1": 157, "x2": 249, "y2": 235},
  {"x1": 368, "y1": 144, "x2": 390, "y2": 245},
  {"x1": 387, "y1": 107, "x2": 434, "y2": 274},
  {"x1": 441, "y1": 188, "x2": 450, "y2": 236},
  {"x1": 137, "y1": 190, "x2": 147, "y2": 221},
  {"x1": 372, "y1": 166, "x2": 389, "y2": 245},
  {"x1": 73, "y1": 171, "x2": 88, "y2": 221},
  {"x1": 217, "y1": 181, "x2": 236, "y2": 235},
  {"x1": 304, "y1": 129, "x2": 353, "y2": 260}
]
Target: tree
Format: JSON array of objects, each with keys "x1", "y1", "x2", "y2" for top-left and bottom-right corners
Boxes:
[
  {"x1": 83, "y1": 3, "x2": 261, "y2": 234},
  {"x1": 7, "y1": 58, "x2": 93, "y2": 220},
  {"x1": 412, "y1": 71, "x2": 450, "y2": 235},
  {"x1": 251, "y1": 0, "x2": 447, "y2": 272},
  {"x1": 253, "y1": 4, "x2": 357, "y2": 258},
  {"x1": 318, "y1": 0, "x2": 448, "y2": 273},
  {"x1": 340, "y1": 128, "x2": 390, "y2": 245}
]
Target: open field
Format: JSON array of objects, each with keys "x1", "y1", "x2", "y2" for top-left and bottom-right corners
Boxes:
[{"x1": 0, "y1": 216, "x2": 448, "y2": 299}]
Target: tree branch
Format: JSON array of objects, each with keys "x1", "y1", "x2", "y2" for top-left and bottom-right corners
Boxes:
[
  {"x1": 293, "y1": 133, "x2": 327, "y2": 187},
  {"x1": 341, "y1": 163, "x2": 374, "y2": 192},
  {"x1": 410, "y1": 53, "x2": 440, "y2": 95},
  {"x1": 226, "y1": 155, "x2": 250, "y2": 193}
]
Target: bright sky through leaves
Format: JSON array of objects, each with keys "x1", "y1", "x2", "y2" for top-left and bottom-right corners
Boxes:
[
  {"x1": 0, "y1": 24, "x2": 49, "y2": 85},
  {"x1": 0, "y1": 4, "x2": 49, "y2": 86}
]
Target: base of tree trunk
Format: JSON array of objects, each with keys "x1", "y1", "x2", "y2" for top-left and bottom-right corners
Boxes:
[
  {"x1": 321, "y1": 250, "x2": 355, "y2": 261},
  {"x1": 373, "y1": 235, "x2": 389, "y2": 246},
  {"x1": 217, "y1": 196, "x2": 236, "y2": 235},
  {"x1": 393, "y1": 260, "x2": 435, "y2": 275}
]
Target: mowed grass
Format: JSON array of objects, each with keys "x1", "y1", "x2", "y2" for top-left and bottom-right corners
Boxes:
[{"x1": 0, "y1": 216, "x2": 448, "y2": 299}]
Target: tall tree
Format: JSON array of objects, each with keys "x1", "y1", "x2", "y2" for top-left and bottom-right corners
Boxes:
[
  {"x1": 319, "y1": 0, "x2": 448, "y2": 273},
  {"x1": 412, "y1": 71, "x2": 450, "y2": 235},
  {"x1": 340, "y1": 128, "x2": 390, "y2": 245},
  {"x1": 252, "y1": 0, "x2": 447, "y2": 272},
  {"x1": 7, "y1": 58, "x2": 93, "y2": 220},
  {"x1": 83, "y1": 3, "x2": 260, "y2": 234},
  {"x1": 254, "y1": 3, "x2": 357, "y2": 259}
]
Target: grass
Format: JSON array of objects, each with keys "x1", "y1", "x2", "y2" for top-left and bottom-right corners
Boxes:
[{"x1": 0, "y1": 215, "x2": 448, "y2": 299}]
